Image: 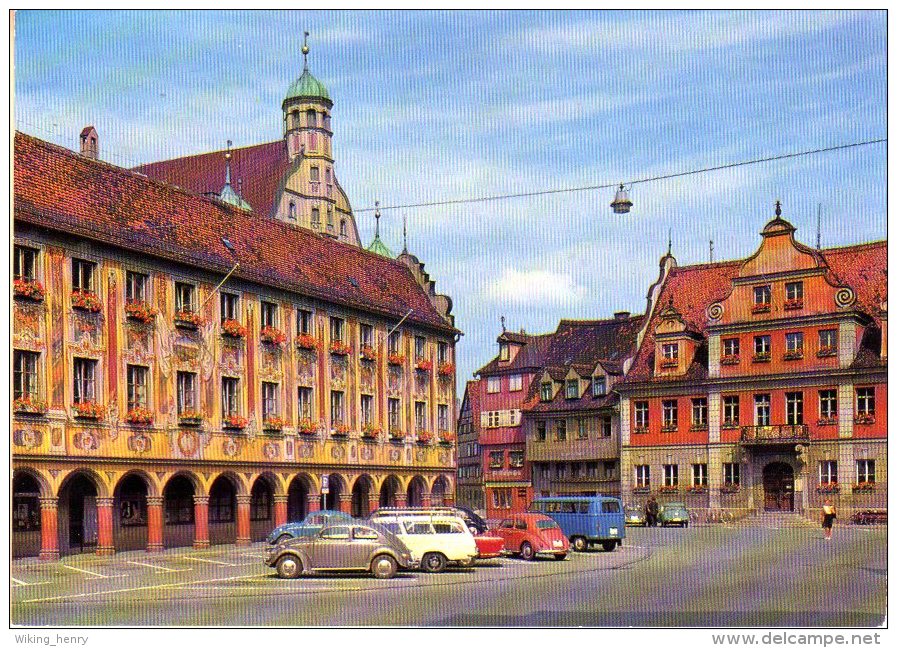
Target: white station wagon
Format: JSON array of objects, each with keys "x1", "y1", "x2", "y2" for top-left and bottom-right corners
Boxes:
[{"x1": 368, "y1": 508, "x2": 479, "y2": 573}]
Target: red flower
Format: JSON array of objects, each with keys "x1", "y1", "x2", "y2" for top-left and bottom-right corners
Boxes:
[
  {"x1": 296, "y1": 334, "x2": 320, "y2": 351},
  {"x1": 13, "y1": 395, "x2": 47, "y2": 414},
  {"x1": 221, "y1": 318, "x2": 247, "y2": 339},
  {"x1": 125, "y1": 300, "x2": 159, "y2": 324},
  {"x1": 125, "y1": 407, "x2": 154, "y2": 425},
  {"x1": 437, "y1": 362, "x2": 455, "y2": 377},
  {"x1": 415, "y1": 358, "x2": 433, "y2": 372},
  {"x1": 329, "y1": 341, "x2": 352, "y2": 356},
  {"x1": 263, "y1": 416, "x2": 286, "y2": 430},
  {"x1": 361, "y1": 425, "x2": 381, "y2": 439},
  {"x1": 223, "y1": 414, "x2": 248, "y2": 429},
  {"x1": 360, "y1": 345, "x2": 378, "y2": 361},
  {"x1": 260, "y1": 325, "x2": 286, "y2": 345},
  {"x1": 298, "y1": 418, "x2": 319, "y2": 435},
  {"x1": 73, "y1": 401, "x2": 105, "y2": 419},
  {"x1": 438, "y1": 431, "x2": 456, "y2": 443},
  {"x1": 387, "y1": 353, "x2": 406, "y2": 366},
  {"x1": 13, "y1": 278, "x2": 45, "y2": 301},
  {"x1": 174, "y1": 310, "x2": 204, "y2": 327},
  {"x1": 71, "y1": 290, "x2": 102, "y2": 313},
  {"x1": 416, "y1": 430, "x2": 433, "y2": 444}
]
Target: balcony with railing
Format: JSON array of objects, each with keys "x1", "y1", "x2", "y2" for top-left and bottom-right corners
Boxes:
[{"x1": 740, "y1": 424, "x2": 810, "y2": 445}]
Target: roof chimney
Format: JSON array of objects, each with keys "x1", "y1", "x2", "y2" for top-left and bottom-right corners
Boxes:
[
  {"x1": 614, "y1": 311, "x2": 630, "y2": 320},
  {"x1": 79, "y1": 126, "x2": 98, "y2": 160}
]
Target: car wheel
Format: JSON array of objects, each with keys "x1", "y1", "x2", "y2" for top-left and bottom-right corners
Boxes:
[
  {"x1": 371, "y1": 554, "x2": 398, "y2": 579},
  {"x1": 554, "y1": 553, "x2": 567, "y2": 561},
  {"x1": 572, "y1": 536, "x2": 587, "y2": 552},
  {"x1": 421, "y1": 552, "x2": 447, "y2": 573},
  {"x1": 601, "y1": 541, "x2": 616, "y2": 552},
  {"x1": 276, "y1": 534, "x2": 292, "y2": 544},
  {"x1": 275, "y1": 554, "x2": 302, "y2": 579},
  {"x1": 520, "y1": 542, "x2": 535, "y2": 561}
]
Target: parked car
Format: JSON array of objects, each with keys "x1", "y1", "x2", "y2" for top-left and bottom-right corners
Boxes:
[
  {"x1": 490, "y1": 513, "x2": 569, "y2": 560},
  {"x1": 439, "y1": 505, "x2": 503, "y2": 559},
  {"x1": 625, "y1": 504, "x2": 647, "y2": 526},
  {"x1": 453, "y1": 505, "x2": 489, "y2": 534},
  {"x1": 265, "y1": 521, "x2": 416, "y2": 579},
  {"x1": 528, "y1": 495, "x2": 625, "y2": 551},
  {"x1": 368, "y1": 508, "x2": 479, "y2": 573},
  {"x1": 658, "y1": 502, "x2": 690, "y2": 527},
  {"x1": 266, "y1": 509, "x2": 354, "y2": 545}
]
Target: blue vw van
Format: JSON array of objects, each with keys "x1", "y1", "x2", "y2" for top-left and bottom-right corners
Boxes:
[{"x1": 528, "y1": 495, "x2": 625, "y2": 552}]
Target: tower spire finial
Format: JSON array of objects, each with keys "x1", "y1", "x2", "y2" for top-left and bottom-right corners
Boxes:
[
  {"x1": 302, "y1": 31, "x2": 310, "y2": 72},
  {"x1": 224, "y1": 139, "x2": 233, "y2": 186},
  {"x1": 374, "y1": 200, "x2": 381, "y2": 238},
  {"x1": 402, "y1": 214, "x2": 408, "y2": 254},
  {"x1": 775, "y1": 199, "x2": 782, "y2": 218},
  {"x1": 816, "y1": 203, "x2": 822, "y2": 250},
  {"x1": 501, "y1": 315, "x2": 506, "y2": 332},
  {"x1": 667, "y1": 228, "x2": 672, "y2": 256},
  {"x1": 709, "y1": 239, "x2": 714, "y2": 263}
]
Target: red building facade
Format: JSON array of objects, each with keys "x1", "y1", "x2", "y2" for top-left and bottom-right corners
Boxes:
[{"x1": 618, "y1": 207, "x2": 886, "y2": 520}]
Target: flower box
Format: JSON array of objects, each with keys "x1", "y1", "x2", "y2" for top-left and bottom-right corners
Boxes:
[
  {"x1": 13, "y1": 278, "x2": 45, "y2": 302},
  {"x1": 720, "y1": 483, "x2": 741, "y2": 494},
  {"x1": 329, "y1": 341, "x2": 352, "y2": 356},
  {"x1": 632, "y1": 487, "x2": 650, "y2": 494},
  {"x1": 73, "y1": 401, "x2": 105, "y2": 420},
  {"x1": 816, "y1": 482, "x2": 840, "y2": 494},
  {"x1": 782, "y1": 350, "x2": 804, "y2": 360},
  {"x1": 852, "y1": 482, "x2": 875, "y2": 493},
  {"x1": 389, "y1": 429, "x2": 408, "y2": 442},
  {"x1": 752, "y1": 353, "x2": 771, "y2": 363},
  {"x1": 415, "y1": 358, "x2": 433, "y2": 372},
  {"x1": 660, "y1": 425, "x2": 678, "y2": 433},
  {"x1": 816, "y1": 346, "x2": 837, "y2": 358},
  {"x1": 223, "y1": 415, "x2": 248, "y2": 430},
  {"x1": 816, "y1": 417, "x2": 837, "y2": 426},
  {"x1": 71, "y1": 290, "x2": 102, "y2": 313},
  {"x1": 387, "y1": 353, "x2": 406, "y2": 366},
  {"x1": 751, "y1": 304, "x2": 771, "y2": 314},
  {"x1": 125, "y1": 300, "x2": 158, "y2": 324},
  {"x1": 690, "y1": 424, "x2": 708, "y2": 432},
  {"x1": 260, "y1": 326, "x2": 286, "y2": 346},
  {"x1": 783, "y1": 298, "x2": 804, "y2": 311},
  {"x1": 297, "y1": 419, "x2": 319, "y2": 436},
  {"x1": 416, "y1": 431, "x2": 433, "y2": 444},
  {"x1": 178, "y1": 413, "x2": 204, "y2": 427},
  {"x1": 659, "y1": 485, "x2": 679, "y2": 494},
  {"x1": 721, "y1": 422, "x2": 739, "y2": 429},
  {"x1": 361, "y1": 425, "x2": 381, "y2": 440},
  {"x1": 685, "y1": 485, "x2": 707, "y2": 494},
  {"x1": 296, "y1": 334, "x2": 320, "y2": 351},
  {"x1": 13, "y1": 395, "x2": 47, "y2": 415},
  {"x1": 633, "y1": 425, "x2": 649, "y2": 435},
  {"x1": 221, "y1": 319, "x2": 247, "y2": 339},
  {"x1": 360, "y1": 346, "x2": 378, "y2": 362},
  {"x1": 437, "y1": 362, "x2": 455, "y2": 377},
  {"x1": 174, "y1": 310, "x2": 204, "y2": 329},
  {"x1": 331, "y1": 423, "x2": 351, "y2": 437},
  {"x1": 720, "y1": 355, "x2": 740, "y2": 365},
  {"x1": 438, "y1": 431, "x2": 456, "y2": 444},
  {"x1": 125, "y1": 407, "x2": 154, "y2": 425},
  {"x1": 263, "y1": 416, "x2": 286, "y2": 432},
  {"x1": 854, "y1": 413, "x2": 875, "y2": 425},
  {"x1": 659, "y1": 359, "x2": 678, "y2": 369}
]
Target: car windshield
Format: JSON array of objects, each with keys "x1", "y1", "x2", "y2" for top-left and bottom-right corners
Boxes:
[{"x1": 535, "y1": 520, "x2": 559, "y2": 530}]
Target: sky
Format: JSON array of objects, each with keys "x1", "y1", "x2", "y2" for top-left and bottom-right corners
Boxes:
[{"x1": 14, "y1": 10, "x2": 888, "y2": 390}]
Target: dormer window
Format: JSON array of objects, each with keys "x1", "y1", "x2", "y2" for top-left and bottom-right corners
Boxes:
[
  {"x1": 753, "y1": 285, "x2": 771, "y2": 313},
  {"x1": 540, "y1": 382, "x2": 553, "y2": 402},
  {"x1": 660, "y1": 343, "x2": 679, "y2": 368},
  {"x1": 288, "y1": 202, "x2": 297, "y2": 220},
  {"x1": 784, "y1": 281, "x2": 804, "y2": 310},
  {"x1": 565, "y1": 379, "x2": 578, "y2": 399},
  {"x1": 311, "y1": 207, "x2": 321, "y2": 228},
  {"x1": 486, "y1": 377, "x2": 500, "y2": 394},
  {"x1": 499, "y1": 343, "x2": 510, "y2": 361},
  {"x1": 340, "y1": 219, "x2": 347, "y2": 237},
  {"x1": 310, "y1": 166, "x2": 320, "y2": 183},
  {"x1": 592, "y1": 376, "x2": 606, "y2": 397}
]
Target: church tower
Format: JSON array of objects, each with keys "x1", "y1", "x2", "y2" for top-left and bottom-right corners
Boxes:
[{"x1": 276, "y1": 32, "x2": 360, "y2": 245}]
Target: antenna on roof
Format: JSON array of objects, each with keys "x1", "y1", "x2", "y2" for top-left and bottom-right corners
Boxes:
[
  {"x1": 816, "y1": 203, "x2": 822, "y2": 250},
  {"x1": 667, "y1": 228, "x2": 672, "y2": 257},
  {"x1": 709, "y1": 239, "x2": 714, "y2": 263}
]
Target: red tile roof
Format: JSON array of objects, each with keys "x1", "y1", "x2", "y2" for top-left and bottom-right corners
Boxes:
[
  {"x1": 624, "y1": 241, "x2": 887, "y2": 383},
  {"x1": 476, "y1": 331, "x2": 554, "y2": 376},
  {"x1": 132, "y1": 140, "x2": 289, "y2": 218},
  {"x1": 13, "y1": 132, "x2": 455, "y2": 333}
]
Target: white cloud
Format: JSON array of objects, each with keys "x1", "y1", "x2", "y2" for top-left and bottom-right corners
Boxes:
[{"x1": 484, "y1": 268, "x2": 586, "y2": 307}]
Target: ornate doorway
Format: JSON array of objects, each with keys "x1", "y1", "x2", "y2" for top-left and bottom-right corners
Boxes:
[{"x1": 763, "y1": 462, "x2": 795, "y2": 511}]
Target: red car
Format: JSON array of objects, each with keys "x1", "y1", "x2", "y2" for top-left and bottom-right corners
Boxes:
[
  {"x1": 491, "y1": 513, "x2": 569, "y2": 561},
  {"x1": 470, "y1": 531, "x2": 505, "y2": 560}
]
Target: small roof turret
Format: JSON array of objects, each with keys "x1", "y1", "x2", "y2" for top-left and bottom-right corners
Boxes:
[{"x1": 284, "y1": 32, "x2": 331, "y2": 104}]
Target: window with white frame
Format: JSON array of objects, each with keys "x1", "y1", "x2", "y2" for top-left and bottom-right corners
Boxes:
[
  {"x1": 785, "y1": 281, "x2": 803, "y2": 301},
  {"x1": 298, "y1": 387, "x2": 313, "y2": 419},
  {"x1": 175, "y1": 282, "x2": 195, "y2": 313},
  {"x1": 692, "y1": 464, "x2": 707, "y2": 487},
  {"x1": 437, "y1": 404, "x2": 448, "y2": 431},
  {"x1": 125, "y1": 271, "x2": 148, "y2": 303},
  {"x1": 818, "y1": 329, "x2": 837, "y2": 354},
  {"x1": 662, "y1": 400, "x2": 678, "y2": 429},
  {"x1": 359, "y1": 323, "x2": 374, "y2": 349},
  {"x1": 499, "y1": 343, "x2": 510, "y2": 361},
  {"x1": 635, "y1": 464, "x2": 650, "y2": 488},
  {"x1": 576, "y1": 418, "x2": 588, "y2": 440},
  {"x1": 634, "y1": 401, "x2": 649, "y2": 429},
  {"x1": 723, "y1": 462, "x2": 740, "y2": 486},
  {"x1": 723, "y1": 395, "x2": 740, "y2": 426},
  {"x1": 754, "y1": 394, "x2": 771, "y2": 426},
  {"x1": 13, "y1": 245, "x2": 37, "y2": 281},
  {"x1": 437, "y1": 341, "x2": 448, "y2": 365},
  {"x1": 565, "y1": 379, "x2": 579, "y2": 399},
  {"x1": 414, "y1": 401, "x2": 427, "y2": 431},
  {"x1": 818, "y1": 460, "x2": 837, "y2": 485},
  {"x1": 754, "y1": 335, "x2": 771, "y2": 357},
  {"x1": 691, "y1": 398, "x2": 707, "y2": 428},
  {"x1": 753, "y1": 285, "x2": 771, "y2": 306},
  {"x1": 330, "y1": 317, "x2": 344, "y2": 342},
  {"x1": 661, "y1": 343, "x2": 679, "y2": 361},
  {"x1": 73, "y1": 358, "x2": 97, "y2": 404},
  {"x1": 856, "y1": 459, "x2": 875, "y2": 484},
  {"x1": 220, "y1": 292, "x2": 238, "y2": 323},
  {"x1": 72, "y1": 258, "x2": 96, "y2": 292},
  {"x1": 722, "y1": 337, "x2": 740, "y2": 358},
  {"x1": 540, "y1": 382, "x2": 553, "y2": 401},
  {"x1": 508, "y1": 450, "x2": 524, "y2": 469},
  {"x1": 13, "y1": 350, "x2": 39, "y2": 401},
  {"x1": 414, "y1": 335, "x2": 426, "y2": 360},
  {"x1": 509, "y1": 374, "x2": 523, "y2": 392},
  {"x1": 361, "y1": 394, "x2": 374, "y2": 427},
  {"x1": 331, "y1": 390, "x2": 345, "y2": 426},
  {"x1": 663, "y1": 464, "x2": 679, "y2": 487},
  {"x1": 785, "y1": 332, "x2": 804, "y2": 354},
  {"x1": 785, "y1": 392, "x2": 803, "y2": 425},
  {"x1": 126, "y1": 365, "x2": 149, "y2": 411},
  {"x1": 818, "y1": 389, "x2": 837, "y2": 420},
  {"x1": 555, "y1": 419, "x2": 567, "y2": 441},
  {"x1": 297, "y1": 309, "x2": 314, "y2": 335},
  {"x1": 176, "y1": 371, "x2": 197, "y2": 415},
  {"x1": 261, "y1": 302, "x2": 278, "y2": 329},
  {"x1": 856, "y1": 387, "x2": 875, "y2": 416},
  {"x1": 489, "y1": 451, "x2": 504, "y2": 470},
  {"x1": 262, "y1": 382, "x2": 279, "y2": 420},
  {"x1": 388, "y1": 398, "x2": 400, "y2": 430},
  {"x1": 388, "y1": 330, "x2": 401, "y2": 354},
  {"x1": 487, "y1": 376, "x2": 501, "y2": 393},
  {"x1": 592, "y1": 375, "x2": 606, "y2": 396},
  {"x1": 221, "y1": 377, "x2": 239, "y2": 417}
]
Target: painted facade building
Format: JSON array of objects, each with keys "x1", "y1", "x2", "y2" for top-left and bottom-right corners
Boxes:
[
  {"x1": 525, "y1": 315, "x2": 643, "y2": 498},
  {"x1": 617, "y1": 206, "x2": 886, "y2": 521},
  {"x1": 12, "y1": 54, "x2": 458, "y2": 560},
  {"x1": 455, "y1": 380, "x2": 484, "y2": 511}
]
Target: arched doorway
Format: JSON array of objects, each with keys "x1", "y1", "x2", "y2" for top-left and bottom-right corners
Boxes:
[
  {"x1": 351, "y1": 475, "x2": 374, "y2": 517},
  {"x1": 287, "y1": 475, "x2": 310, "y2": 522},
  {"x1": 380, "y1": 475, "x2": 401, "y2": 508},
  {"x1": 250, "y1": 477, "x2": 274, "y2": 542},
  {"x1": 114, "y1": 473, "x2": 149, "y2": 552},
  {"x1": 208, "y1": 476, "x2": 237, "y2": 545},
  {"x1": 324, "y1": 474, "x2": 346, "y2": 511},
  {"x1": 431, "y1": 476, "x2": 449, "y2": 506},
  {"x1": 162, "y1": 474, "x2": 195, "y2": 548},
  {"x1": 12, "y1": 472, "x2": 43, "y2": 558},
  {"x1": 763, "y1": 462, "x2": 795, "y2": 512},
  {"x1": 407, "y1": 476, "x2": 427, "y2": 507},
  {"x1": 58, "y1": 472, "x2": 100, "y2": 555}
]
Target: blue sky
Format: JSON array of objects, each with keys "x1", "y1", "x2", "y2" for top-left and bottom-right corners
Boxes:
[{"x1": 15, "y1": 10, "x2": 887, "y2": 388}]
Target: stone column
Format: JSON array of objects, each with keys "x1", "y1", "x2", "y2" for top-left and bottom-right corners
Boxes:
[
  {"x1": 421, "y1": 493, "x2": 432, "y2": 508},
  {"x1": 619, "y1": 397, "x2": 632, "y2": 503},
  {"x1": 235, "y1": 495, "x2": 252, "y2": 546},
  {"x1": 395, "y1": 492, "x2": 407, "y2": 508},
  {"x1": 368, "y1": 494, "x2": 379, "y2": 514},
  {"x1": 307, "y1": 493, "x2": 321, "y2": 514},
  {"x1": 146, "y1": 496, "x2": 164, "y2": 553},
  {"x1": 193, "y1": 495, "x2": 210, "y2": 549},
  {"x1": 443, "y1": 493, "x2": 455, "y2": 508},
  {"x1": 708, "y1": 389, "x2": 722, "y2": 513},
  {"x1": 38, "y1": 497, "x2": 59, "y2": 561},
  {"x1": 838, "y1": 383, "x2": 854, "y2": 439},
  {"x1": 96, "y1": 497, "x2": 115, "y2": 556},
  {"x1": 339, "y1": 494, "x2": 353, "y2": 515},
  {"x1": 273, "y1": 495, "x2": 288, "y2": 528}
]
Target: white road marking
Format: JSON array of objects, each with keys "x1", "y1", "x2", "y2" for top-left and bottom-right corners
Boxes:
[
  {"x1": 178, "y1": 556, "x2": 238, "y2": 567},
  {"x1": 126, "y1": 560, "x2": 191, "y2": 573},
  {"x1": 23, "y1": 573, "x2": 257, "y2": 604},
  {"x1": 61, "y1": 564, "x2": 111, "y2": 578}
]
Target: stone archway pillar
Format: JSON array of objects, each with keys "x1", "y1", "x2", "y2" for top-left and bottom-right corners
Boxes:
[
  {"x1": 146, "y1": 496, "x2": 164, "y2": 553},
  {"x1": 273, "y1": 495, "x2": 288, "y2": 527},
  {"x1": 421, "y1": 493, "x2": 432, "y2": 508},
  {"x1": 395, "y1": 492, "x2": 407, "y2": 508},
  {"x1": 39, "y1": 497, "x2": 59, "y2": 561},
  {"x1": 96, "y1": 497, "x2": 115, "y2": 556},
  {"x1": 339, "y1": 494, "x2": 352, "y2": 514},
  {"x1": 235, "y1": 495, "x2": 252, "y2": 546},
  {"x1": 193, "y1": 495, "x2": 210, "y2": 549},
  {"x1": 368, "y1": 494, "x2": 379, "y2": 514},
  {"x1": 443, "y1": 493, "x2": 455, "y2": 508},
  {"x1": 307, "y1": 492, "x2": 321, "y2": 514}
]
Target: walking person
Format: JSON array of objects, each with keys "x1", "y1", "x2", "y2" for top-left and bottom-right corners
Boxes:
[
  {"x1": 646, "y1": 496, "x2": 659, "y2": 528},
  {"x1": 821, "y1": 499, "x2": 836, "y2": 540}
]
